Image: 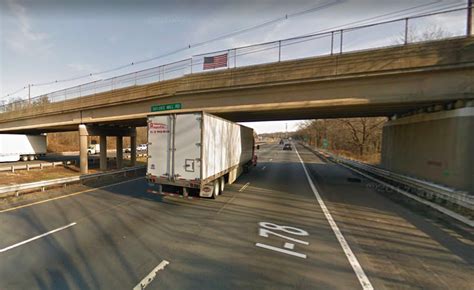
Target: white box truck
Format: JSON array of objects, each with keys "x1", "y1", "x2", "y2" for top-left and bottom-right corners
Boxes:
[
  {"x1": 87, "y1": 144, "x2": 100, "y2": 155},
  {"x1": 146, "y1": 112, "x2": 257, "y2": 198},
  {"x1": 0, "y1": 134, "x2": 47, "y2": 162}
]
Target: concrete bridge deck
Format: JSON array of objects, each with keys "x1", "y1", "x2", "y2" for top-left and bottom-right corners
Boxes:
[{"x1": 0, "y1": 37, "x2": 473, "y2": 134}]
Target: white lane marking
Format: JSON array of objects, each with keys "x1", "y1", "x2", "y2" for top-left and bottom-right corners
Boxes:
[
  {"x1": 284, "y1": 242, "x2": 295, "y2": 250},
  {"x1": 256, "y1": 243, "x2": 306, "y2": 259},
  {"x1": 0, "y1": 177, "x2": 145, "y2": 213},
  {"x1": 0, "y1": 222, "x2": 77, "y2": 253},
  {"x1": 294, "y1": 147, "x2": 374, "y2": 290},
  {"x1": 239, "y1": 182, "x2": 250, "y2": 192},
  {"x1": 133, "y1": 260, "x2": 169, "y2": 290}
]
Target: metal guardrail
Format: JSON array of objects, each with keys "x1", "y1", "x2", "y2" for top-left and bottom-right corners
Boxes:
[
  {"x1": 1, "y1": 7, "x2": 469, "y2": 113},
  {"x1": 0, "y1": 166, "x2": 145, "y2": 197},
  {"x1": 0, "y1": 161, "x2": 75, "y2": 173},
  {"x1": 302, "y1": 144, "x2": 474, "y2": 211},
  {"x1": 302, "y1": 144, "x2": 473, "y2": 226},
  {"x1": 339, "y1": 157, "x2": 474, "y2": 211}
]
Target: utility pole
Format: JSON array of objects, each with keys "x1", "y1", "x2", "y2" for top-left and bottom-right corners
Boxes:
[{"x1": 468, "y1": 0, "x2": 473, "y2": 36}]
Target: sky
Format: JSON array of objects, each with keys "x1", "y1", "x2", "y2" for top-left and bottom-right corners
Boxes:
[{"x1": 0, "y1": 0, "x2": 468, "y2": 133}]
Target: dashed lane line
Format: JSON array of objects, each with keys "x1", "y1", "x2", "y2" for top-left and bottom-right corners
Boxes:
[
  {"x1": 133, "y1": 260, "x2": 169, "y2": 290},
  {"x1": 239, "y1": 182, "x2": 250, "y2": 192},
  {"x1": 0, "y1": 222, "x2": 77, "y2": 253}
]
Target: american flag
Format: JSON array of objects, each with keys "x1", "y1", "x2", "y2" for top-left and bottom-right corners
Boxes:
[{"x1": 203, "y1": 53, "x2": 228, "y2": 70}]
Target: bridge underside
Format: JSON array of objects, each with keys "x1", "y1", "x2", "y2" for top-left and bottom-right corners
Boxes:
[{"x1": 3, "y1": 100, "x2": 459, "y2": 135}]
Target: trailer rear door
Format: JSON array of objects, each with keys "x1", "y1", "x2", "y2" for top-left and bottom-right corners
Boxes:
[
  {"x1": 174, "y1": 113, "x2": 202, "y2": 181},
  {"x1": 147, "y1": 115, "x2": 173, "y2": 179}
]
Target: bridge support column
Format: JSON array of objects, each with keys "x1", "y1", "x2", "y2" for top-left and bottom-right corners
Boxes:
[
  {"x1": 100, "y1": 135, "x2": 107, "y2": 171},
  {"x1": 382, "y1": 105, "x2": 474, "y2": 193},
  {"x1": 116, "y1": 137, "x2": 123, "y2": 169},
  {"x1": 130, "y1": 129, "x2": 137, "y2": 167},
  {"x1": 468, "y1": 0, "x2": 473, "y2": 36},
  {"x1": 79, "y1": 124, "x2": 89, "y2": 175}
]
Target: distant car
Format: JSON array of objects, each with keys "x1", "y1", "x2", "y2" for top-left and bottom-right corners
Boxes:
[
  {"x1": 137, "y1": 144, "x2": 148, "y2": 151},
  {"x1": 283, "y1": 143, "x2": 292, "y2": 150}
]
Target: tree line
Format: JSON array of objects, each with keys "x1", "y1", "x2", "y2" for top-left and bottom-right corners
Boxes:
[{"x1": 293, "y1": 117, "x2": 387, "y2": 164}]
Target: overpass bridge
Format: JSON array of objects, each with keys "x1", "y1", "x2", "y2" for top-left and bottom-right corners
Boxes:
[
  {"x1": 0, "y1": 37, "x2": 473, "y2": 133},
  {"x1": 0, "y1": 36, "x2": 473, "y2": 192}
]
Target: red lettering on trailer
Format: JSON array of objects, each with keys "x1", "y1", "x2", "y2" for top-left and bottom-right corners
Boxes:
[{"x1": 149, "y1": 123, "x2": 170, "y2": 133}]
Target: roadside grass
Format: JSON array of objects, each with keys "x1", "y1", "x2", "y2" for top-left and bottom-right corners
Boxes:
[
  {"x1": 0, "y1": 167, "x2": 80, "y2": 186},
  {"x1": 329, "y1": 149, "x2": 381, "y2": 165}
]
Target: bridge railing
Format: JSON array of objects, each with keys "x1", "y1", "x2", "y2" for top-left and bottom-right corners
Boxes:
[{"x1": 0, "y1": 7, "x2": 469, "y2": 115}]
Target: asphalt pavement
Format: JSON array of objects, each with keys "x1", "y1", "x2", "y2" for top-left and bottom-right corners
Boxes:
[{"x1": 0, "y1": 143, "x2": 473, "y2": 289}]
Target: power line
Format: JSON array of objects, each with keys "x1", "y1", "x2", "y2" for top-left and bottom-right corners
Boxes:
[
  {"x1": 3, "y1": 0, "x2": 340, "y2": 98},
  {"x1": 3, "y1": 1, "x2": 465, "y2": 100},
  {"x1": 298, "y1": 1, "x2": 464, "y2": 37}
]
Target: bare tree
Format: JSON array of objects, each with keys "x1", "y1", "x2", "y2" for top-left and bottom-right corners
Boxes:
[
  {"x1": 337, "y1": 118, "x2": 386, "y2": 156},
  {"x1": 396, "y1": 23, "x2": 453, "y2": 44},
  {"x1": 294, "y1": 117, "x2": 386, "y2": 160}
]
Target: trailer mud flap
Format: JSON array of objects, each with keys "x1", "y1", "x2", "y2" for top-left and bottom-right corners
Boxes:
[{"x1": 199, "y1": 184, "x2": 213, "y2": 198}]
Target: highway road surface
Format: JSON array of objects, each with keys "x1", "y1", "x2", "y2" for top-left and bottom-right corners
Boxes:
[{"x1": 0, "y1": 144, "x2": 473, "y2": 289}]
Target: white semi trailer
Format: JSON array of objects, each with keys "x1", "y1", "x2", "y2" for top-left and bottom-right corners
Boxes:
[
  {"x1": 0, "y1": 134, "x2": 47, "y2": 162},
  {"x1": 146, "y1": 112, "x2": 257, "y2": 198}
]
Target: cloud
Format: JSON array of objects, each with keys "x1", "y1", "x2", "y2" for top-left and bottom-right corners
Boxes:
[{"x1": 4, "y1": 0, "x2": 52, "y2": 54}]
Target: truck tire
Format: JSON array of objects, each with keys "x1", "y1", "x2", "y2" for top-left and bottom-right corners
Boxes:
[
  {"x1": 21, "y1": 155, "x2": 28, "y2": 162},
  {"x1": 220, "y1": 177, "x2": 225, "y2": 193},
  {"x1": 28, "y1": 155, "x2": 35, "y2": 161},
  {"x1": 212, "y1": 181, "x2": 220, "y2": 199}
]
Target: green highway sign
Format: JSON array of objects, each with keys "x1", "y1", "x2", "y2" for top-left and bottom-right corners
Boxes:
[
  {"x1": 151, "y1": 103, "x2": 182, "y2": 112},
  {"x1": 322, "y1": 138, "x2": 329, "y2": 148}
]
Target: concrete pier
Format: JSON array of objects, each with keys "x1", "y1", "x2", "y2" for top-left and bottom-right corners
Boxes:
[
  {"x1": 382, "y1": 106, "x2": 474, "y2": 193},
  {"x1": 79, "y1": 124, "x2": 88, "y2": 175},
  {"x1": 78, "y1": 125, "x2": 136, "y2": 174},
  {"x1": 100, "y1": 135, "x2": 107, "y2": 171},
  {"x1": 116, "y1": 137, "x2": 123, "y2": 169},
  {"x1": 130, "y1": 134, "x2": 137, "y2": 167}
]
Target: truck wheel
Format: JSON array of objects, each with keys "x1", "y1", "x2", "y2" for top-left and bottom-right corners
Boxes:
[
  {"x1": 21, "y1": 156, "x2": 28, "y2": 162},
  {"x1": 220, "y1": 177, "x2": 225, "y2": 193},
  {"x1": 28, "y1": 155, "x2": 35, "y2": 161},
  {"x1": 212, "y1": 181, "x2": 220, "y2": 199}
]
